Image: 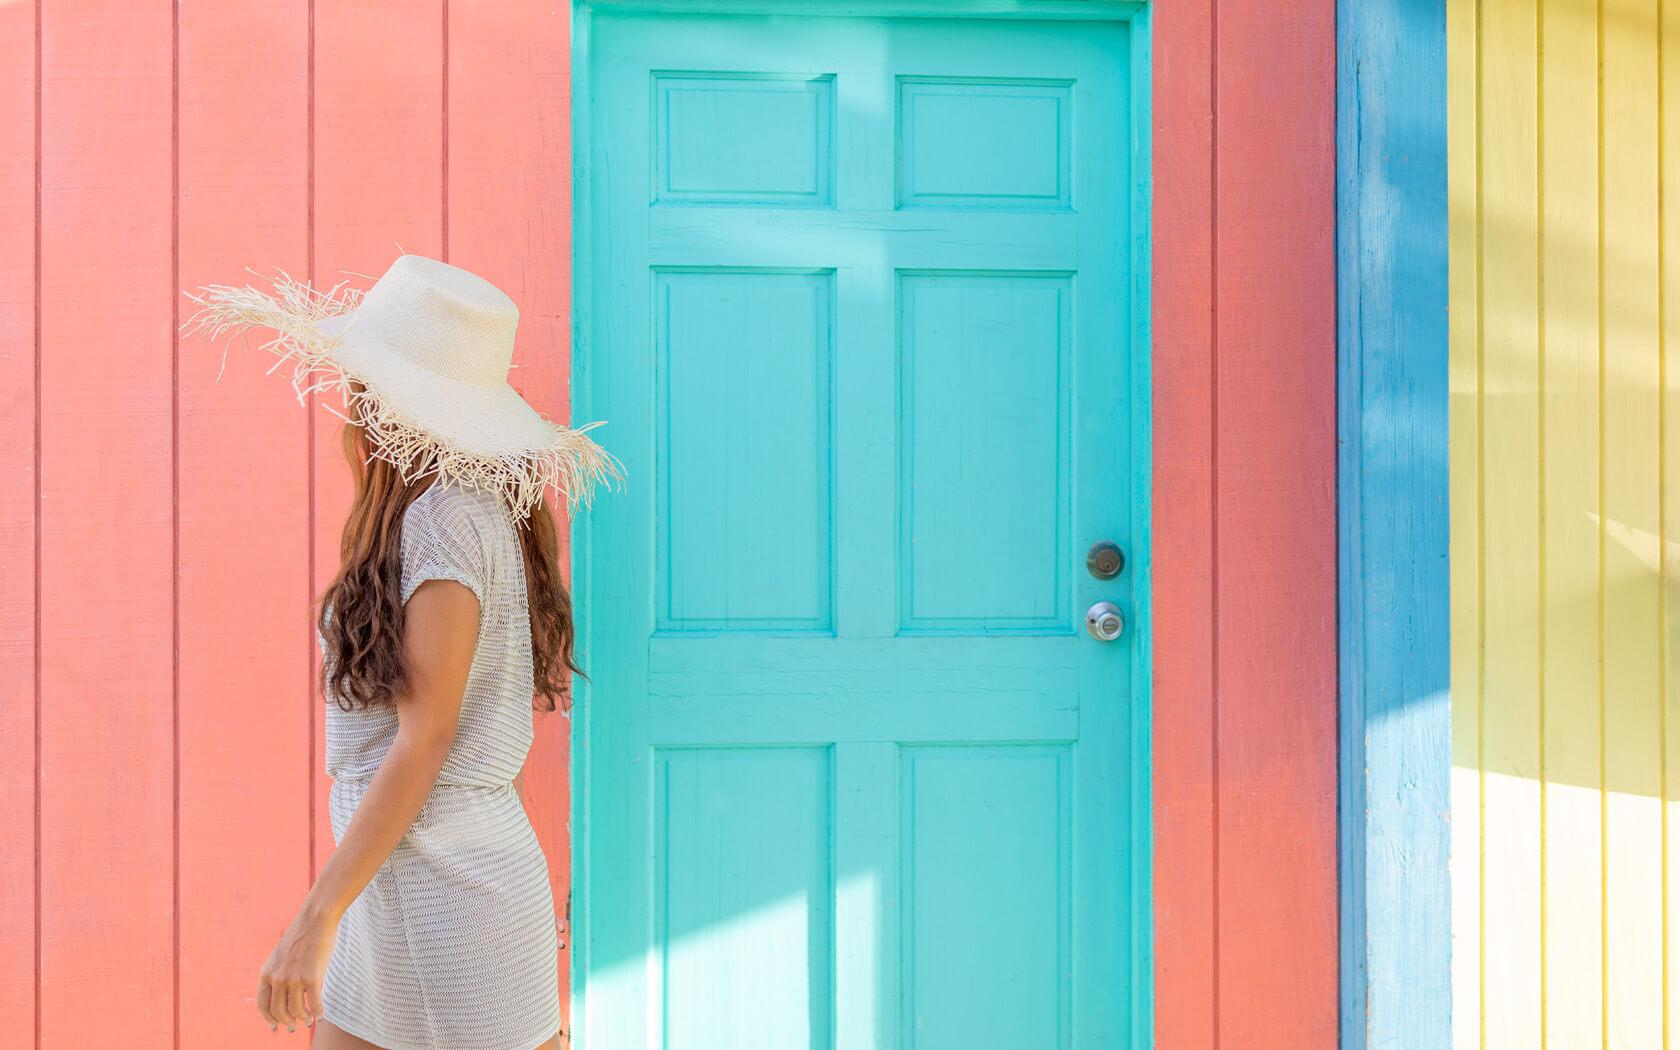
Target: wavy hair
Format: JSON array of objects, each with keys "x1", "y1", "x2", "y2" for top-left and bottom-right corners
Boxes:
[{"x1": 318, "y1": 403, "x2": 582, "y2": 714}]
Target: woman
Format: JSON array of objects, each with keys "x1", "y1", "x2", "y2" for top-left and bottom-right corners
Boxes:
[{"x1": 185, "y1": 255, "x2": 620, "y2": 1049}]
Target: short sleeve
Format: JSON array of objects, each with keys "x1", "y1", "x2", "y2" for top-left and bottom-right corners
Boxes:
[{"x1": 400, "y1": 489, "x2": 490, "y2": 605}]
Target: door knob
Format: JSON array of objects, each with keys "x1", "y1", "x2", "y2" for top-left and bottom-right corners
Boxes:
[{"x1": 1085, "y1": 601, "x2": 1124, "y2": 642}]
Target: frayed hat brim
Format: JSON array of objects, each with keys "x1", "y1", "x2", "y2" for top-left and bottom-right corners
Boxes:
[{"x1": 180, "y1": 269, "x2": 623, "y2": 520}]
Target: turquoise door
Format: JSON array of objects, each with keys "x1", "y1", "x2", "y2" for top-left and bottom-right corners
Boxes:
[{"x1": 573, "y1": 8, "x2": 1149, "y2": 1049}]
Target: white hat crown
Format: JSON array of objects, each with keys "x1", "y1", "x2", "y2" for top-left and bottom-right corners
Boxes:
[{"x1": 348, "y1": 255, "x2": 520, "y2": 387}]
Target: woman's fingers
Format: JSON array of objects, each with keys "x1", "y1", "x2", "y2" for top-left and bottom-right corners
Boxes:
[
  {"x1": 302, "y1": 981, "x2": 322, "y2": 1027},
  {"x1": 256, "y1": 975, "x2": 277, "y2": 1030},
  {"x1": 280, "y1": 977, "x2": 305, "y2": 1031},
  {"x1": 271, "y1": 977, "x2": 292, "y2": 1030}
]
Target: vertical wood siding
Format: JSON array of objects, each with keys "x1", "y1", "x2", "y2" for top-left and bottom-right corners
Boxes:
[
  {"x1": 0, "y1": 2, "x2": 37, "y2": 1044},
  {"x1": 1336, "y1": 0, "x2": 1452, "y2": 1043},
  {"x1": 448, "y1": 0, "x2": 577, "y2": 999},
  {"x1": 1153, "y1": 0, "x2": 1340, "y2": 1047},
  {"x1": 311, "y1": 0, "x2": 447, "y2": 880},
  {"x1": 1449, "y1": 0, "x2": 1679, "y2": 1044},
  {"x1": 38, "y1": 4, "x2": 177, "y2": 1045},
  {"x1": 0, "y1": 3, "x2": 577, "y2": 1046},
  {"x1": 176, "y1": 3, "x2": 313, "y2": 1044},
  {"x1": 0, "y1": 1, "x2": 1341, "y2": 1046}
]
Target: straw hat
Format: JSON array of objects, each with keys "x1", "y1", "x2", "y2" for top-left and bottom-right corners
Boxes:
[{"x1": 182, "y1": 254, "x2": 621, "y2": 519}]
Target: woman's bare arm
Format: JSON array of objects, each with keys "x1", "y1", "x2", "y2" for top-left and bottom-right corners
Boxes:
[{"x1": 257, "y1": 578, "x2": 480, "y2": 1033}]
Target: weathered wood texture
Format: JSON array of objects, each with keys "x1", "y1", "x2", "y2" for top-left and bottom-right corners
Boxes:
[
  {"x1": 1, "y1": 3, "x2": 579, "y2": 1045},
  {"x1": 1337, "y1": 0, "x2": 1452, "y2": 1047},
  {"x1": 1153, "y1": 0, "x2": 1340, "y2": 1047},
  {"x1": 1449, "y1": 0, "x2": 1679, "y2": 1045}
]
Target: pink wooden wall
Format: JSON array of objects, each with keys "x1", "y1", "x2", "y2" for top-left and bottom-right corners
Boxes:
[
  {"x1": 1151, "y1": 0, "x2": 1341, "y2": 1046},
  {"x1": 1, "y1": 1, "x2": 1339, "y2": 1047},
  {"x1": 0, "y1": 3, "x2": 577, "y2": 1046}
]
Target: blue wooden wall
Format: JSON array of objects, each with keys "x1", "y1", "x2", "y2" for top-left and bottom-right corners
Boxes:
[{"x1": 1336, "y1": 0, "x2": 1452, "y2": 1045}]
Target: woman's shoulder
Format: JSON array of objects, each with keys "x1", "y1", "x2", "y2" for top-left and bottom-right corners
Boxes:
[
  {"x1": 410, "y1": 477, "x2": 507, "y2": 530},
  {"x1": 403, "y1": 478, "x2": 514, "y2": 567},
  {"x1": 398, "y1": 478, "x2": 508, "y2": 600}
]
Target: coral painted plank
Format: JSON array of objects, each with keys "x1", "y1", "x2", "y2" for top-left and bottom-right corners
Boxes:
[
  {"x1": 175, "y1": 2, "x2": 314, "y2": 1044},
  {"x1": 445, "y1": 0, "x2": 576, "y2": 1029},
  {"x1": 1153, "y1": 0, "x2": 1339, "y2": 1045},
  {"x1": 1211, "y1": 0, "x2": 1339, "y2": 1044},
  {"x1": 1149, "y1": 0, "x2": 1218, "y2": 1044},
  {"x1": 35, "y1": 2, "x2": 177, "y2": 1045},
  {"x1": 0, "y1": 0, "x2": 36, "y2": 1041},
  {"x1": 311, "y1": 0, "x2": 445, "y2": 872}
]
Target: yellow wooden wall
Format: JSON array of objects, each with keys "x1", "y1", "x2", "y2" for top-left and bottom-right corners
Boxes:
[{"x1": 1450, "y1": 0, "x2": 1680, "y2": 1044}]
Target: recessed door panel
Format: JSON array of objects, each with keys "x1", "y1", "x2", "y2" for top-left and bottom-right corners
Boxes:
[
  {"x1": 654, "y1": 73, "x2": 836, "y2": 206},
  {"x1": 655, "y1": 747, "x2": 834, "y2": 1049},
  {"x1": 899, "y1": 271, "x2": 1070, "y2": 633},
  {"x1": 656, "y1": 268, "x2": 835, "y2": 632},
  {"x1": 897, "y1": 77, "x2": 1072, "y2": 209},
  {"x1": 901, "y1": 745, "x2": 1071, "y2": 1048}
]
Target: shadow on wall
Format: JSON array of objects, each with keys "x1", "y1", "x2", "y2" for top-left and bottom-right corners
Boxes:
[
  {"x1": 1447, "y1": 0, "x2": 1678, "y2": 1033},
  {"x1": 1450, "y1": 182, "x2": 1676, "y2": 800}
]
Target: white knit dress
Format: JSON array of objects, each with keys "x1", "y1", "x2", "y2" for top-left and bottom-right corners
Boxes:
[{"x1": 319, "y1": 479, "x2": 562, "y2": 1050}]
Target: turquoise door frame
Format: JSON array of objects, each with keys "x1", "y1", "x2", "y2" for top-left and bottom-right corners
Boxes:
[{"x1": 569, "y1": 3, "x2": 1153, "y2": 1046}]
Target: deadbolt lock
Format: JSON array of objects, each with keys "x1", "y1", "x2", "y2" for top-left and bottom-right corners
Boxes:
[{"x1": 1087, "y1": 541, "x2": 1125, "y2": 580}]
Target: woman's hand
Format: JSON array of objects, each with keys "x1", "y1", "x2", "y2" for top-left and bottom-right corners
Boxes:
[{"x1": 257, "y1": 902, "x2": 339, "y2": 1032}]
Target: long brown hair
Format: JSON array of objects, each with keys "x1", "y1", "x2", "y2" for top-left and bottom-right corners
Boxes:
[{"x1": 318, "y1": 411, "x2": 582, "y2": 713}]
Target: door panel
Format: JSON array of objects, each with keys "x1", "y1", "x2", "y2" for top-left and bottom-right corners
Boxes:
[
  {"x1": 656, "y1": 269, "x2": 835, "y2": 631},
  {"x1": 899, "y1": 271, "x2": 1070, "y2": 632},
  {"x1": 578, "y1": 12, "x2": 1142, "y2": 1050},
  {"x1": 655, "y1": 747, "x2": 835, "y2": 1045},
  {"x1": 901, "y1": 744, "x2": 1071, "y2": 1047}
]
